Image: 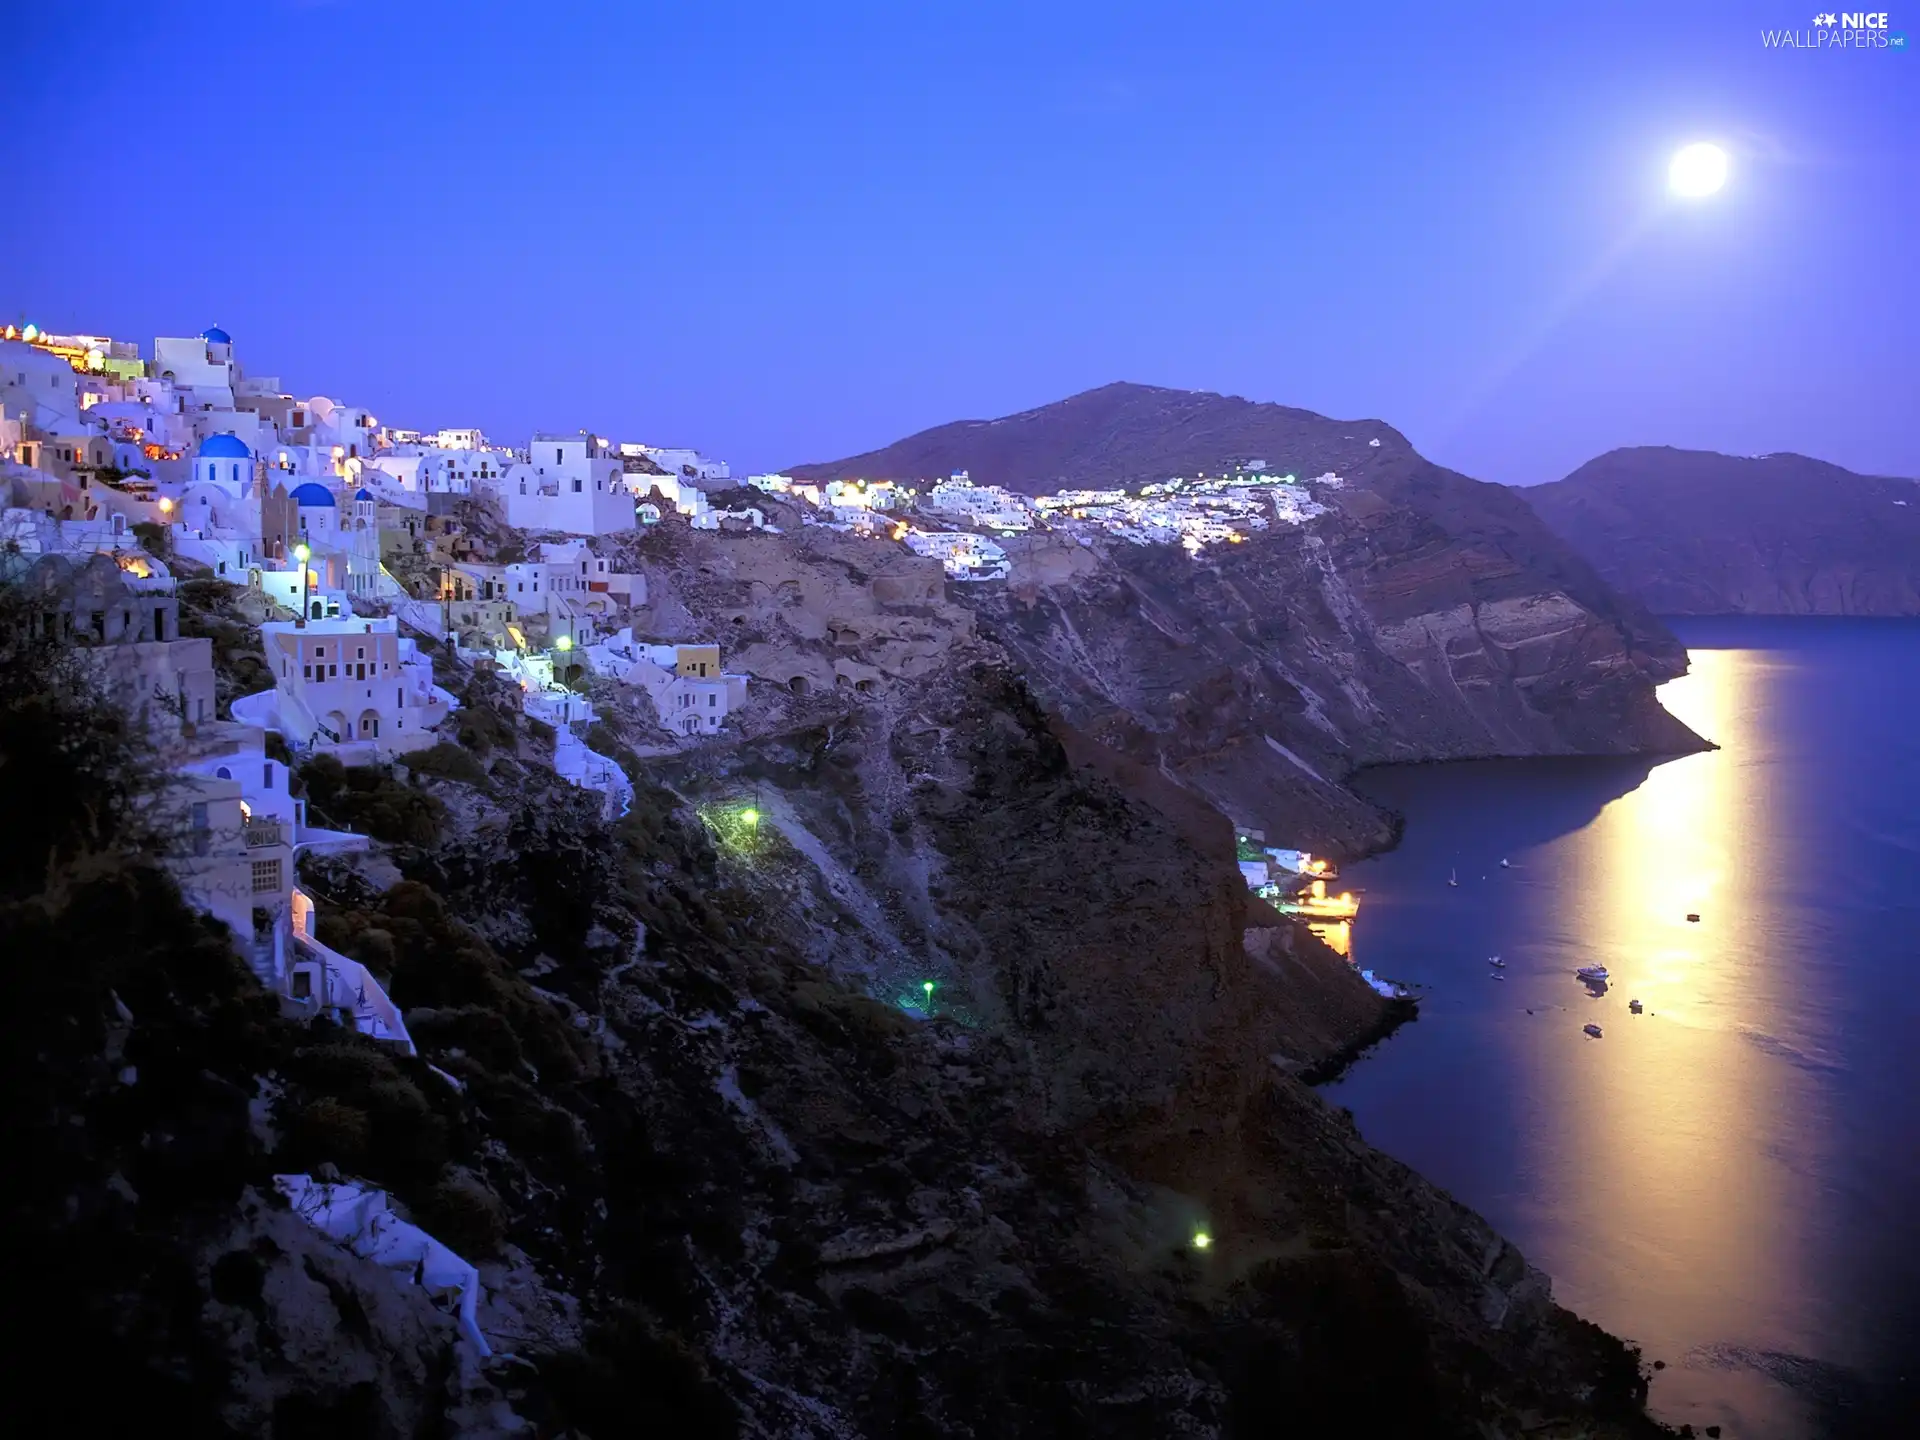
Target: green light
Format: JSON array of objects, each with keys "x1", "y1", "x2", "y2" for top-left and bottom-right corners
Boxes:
[
  {"x1": 741, "y1": 808, "x2": 759, "y2": 826},
  {"x1": 293, "y1": 543, "x2": 310, "y2": 563},
  {"x1": 555, "y1": 634, "x2": 572, "y2": 651},
  {"x1": 1192, "y1": 1230, "x2": 1212, "y2": 1251}
]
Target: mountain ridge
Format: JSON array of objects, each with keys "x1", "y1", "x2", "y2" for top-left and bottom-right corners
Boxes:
[{"x1": 1521, "y1": 445, "x2": 1920, "y2": 615}]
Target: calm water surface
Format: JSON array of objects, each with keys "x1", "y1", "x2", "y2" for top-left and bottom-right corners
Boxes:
[{"x1": 1325, "y1": 618, "x2": 1920, "y2": 1439}]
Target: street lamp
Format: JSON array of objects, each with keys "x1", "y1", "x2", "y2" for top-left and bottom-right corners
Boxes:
[{"x1": 293, "y1": 543, "x2": 311, "y2": 622}]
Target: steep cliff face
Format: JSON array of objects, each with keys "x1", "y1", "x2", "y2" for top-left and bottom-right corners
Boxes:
[
  {"x1": 972, "y1": 493, "x2": 1698, "y2": 857},
  {"x1": 1523, "y1": 446, "x2": 1920, "y2": 615},
  {"x1": 782, "y1": 383, "x2": 1701, "y2": 854}
]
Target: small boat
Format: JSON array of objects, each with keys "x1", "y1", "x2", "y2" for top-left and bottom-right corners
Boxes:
[
  {"x1": 1629, "y1": 998, "x2": 1643, "y2": 1014},
  {"x1": 1500, "y1": 859, "x2": 1511, "y2": 869},
  {"x1": 1583, "y1": 1023, "x2": 1603, "y2": 1038},
  {"x1": 1574, "y1": 964, "x2": 1610, "y2": 982},
  {"x1": 1490, "y1": 972, "x2": 1506, "y2": 980},
  {"x1": 1448, "y1": 868, "x2": 1459, "y2": 888},
  {"x1": 1488, "y1": 955, "x2": 1505, "y2": 967},
  {"x1": 1686, "y1": 913, "x2": 1701, "y2": 923}
]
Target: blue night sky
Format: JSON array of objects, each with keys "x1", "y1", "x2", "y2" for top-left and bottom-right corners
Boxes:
[{"x1": 4, "y1": 1, "x2": 1915, "y2": 483}]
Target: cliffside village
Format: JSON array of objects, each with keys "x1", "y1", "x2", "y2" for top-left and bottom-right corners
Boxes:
[{"x1": 1, "y1": 321, "x2": 1382, "y2": 1336}]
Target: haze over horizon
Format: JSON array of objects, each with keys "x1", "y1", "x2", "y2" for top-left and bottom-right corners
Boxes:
[{"x1": 3, "y1": 0, "x2": 1914, "y2": 484}]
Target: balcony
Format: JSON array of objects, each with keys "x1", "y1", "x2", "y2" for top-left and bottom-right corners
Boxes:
[{"x1": 244, "y1": 817, "x2": 284, "y2": 848}]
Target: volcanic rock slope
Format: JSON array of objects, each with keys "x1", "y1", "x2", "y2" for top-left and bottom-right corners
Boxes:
[
  {"x1": 1522, "y1": 446, "x2": 1920, "y2": 615},
  {"x1": 790, "y1": 383, "x2": 1702, "y2": 853},
  {"x1": 12, "y1": 568, "x2": 1670, "y2": 1440}
]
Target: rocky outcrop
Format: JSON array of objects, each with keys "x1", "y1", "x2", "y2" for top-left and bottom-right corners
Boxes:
[
  {"x1": 1523, "y1": 446, "x2": 1920, "y2": 615},
  {"x1": 976, "y1": 495, "x2": 1699, "y2": 858}
]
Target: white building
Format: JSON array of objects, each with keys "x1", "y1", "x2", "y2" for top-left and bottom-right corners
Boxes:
[
  {"x1": 923, "y1": 473, "x2": 1033, "y2": 531},
  {"x1": 903, "y1": 528, "x2": 1009, "y2": 581},
  {"x1": 582, "y1": 630, "x2": 747, "y2": 737},
  {"x1": 628, "y1": 444, "x2": 729, "y2": 484},
  {"x1": 489, "y1": 433, "x2": 635, "y2": 534},
  {"x1": 234, "y1": 614, "x2": 456, "y2": 757}
]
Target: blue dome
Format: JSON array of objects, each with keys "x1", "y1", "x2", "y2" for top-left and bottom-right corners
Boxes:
[
  {"x1": 196, "y1": 433, "x2": 251, "y2": 459},
  {"x1": 201, "y1": 326, "x2": 232, "y2": 344},
  {"x1": 354, "y1": 488, "x2": 375, "y2": 502},
  {"x1": 289, "y1": 482, "x2": 337, "y2": 507}
]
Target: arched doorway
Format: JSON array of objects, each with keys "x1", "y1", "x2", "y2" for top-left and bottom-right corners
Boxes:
[{"x1": 358, "y1": 710, "x2": 380, "y2": 739}]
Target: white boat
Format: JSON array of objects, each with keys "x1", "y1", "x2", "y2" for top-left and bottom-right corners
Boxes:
[
  {"x1": 1448, "y1": 868, "x2": 1459, "y2": 888},
  {"x1": 1490, "y1": 972, "x2": 1506, "y2": 981},
  {"x1": 1583, "y1": 1022, "x2": 1603, "y2": 1038},
  {"x1": 1500, "y1": 859, "x2": 1511, "y2": 869},
  {"x1": 1629, "y1": 998, "x2": 1643, "y2": 1014},
  {"x1": 1574, "y1": 964, "x2": 1609, "y2": 982},
  {"x1": 1488, "y1": 955, "x2": 1505, "y2": 967}
]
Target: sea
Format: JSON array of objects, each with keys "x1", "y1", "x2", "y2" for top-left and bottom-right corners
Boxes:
[{"x1": 1323, "y1": 618, "x2": 1920, "y2": 1439}]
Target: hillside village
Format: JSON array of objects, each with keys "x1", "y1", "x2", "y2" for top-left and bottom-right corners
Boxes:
[{"x1": 1, "y1": 320, "x2": 1367, "y2": 1351}]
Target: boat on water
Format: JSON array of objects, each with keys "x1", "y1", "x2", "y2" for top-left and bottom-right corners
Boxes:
[
  {"x1": 1499, "y1": 858, "x2": 1511, "y2": 869},
  {"x1": 1583, "y1": 1023, "x2": 1603, "y2": 1038},
  {"x1": 1629, "y1": 998, "x2": 1644, "y2": 1014},
  {"x1": 1488, "y1": 955, "x2": 1505, "y2": 967},
  {"x1": 1574, "y1": 964, "x2": 1610, "y2": 982},
  {"x1": 1448, "y1": 868, "x2": 1459, "y2": 888},
  {"x1": 1490, "y1": 972, "x2": 1506, "y2": 980}
]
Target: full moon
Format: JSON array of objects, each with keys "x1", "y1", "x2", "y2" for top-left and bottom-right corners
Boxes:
[{"x1": 1669, "y1": 142, "x2": 1729, "y2": 198}]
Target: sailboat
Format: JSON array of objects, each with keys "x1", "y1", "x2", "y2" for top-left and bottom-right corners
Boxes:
[{"x1": 1448, "y1": 868, "x2": 1459, "y2": 888}]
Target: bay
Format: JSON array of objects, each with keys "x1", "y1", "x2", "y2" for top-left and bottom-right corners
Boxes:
[{"x1": 1324, "y1": 618, "x2": 1920, "y2": 1438}]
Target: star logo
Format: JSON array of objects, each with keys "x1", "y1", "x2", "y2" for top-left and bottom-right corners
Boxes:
[{"x1": 1813, "y1": 12, "x2": 1837, "y2": 23}]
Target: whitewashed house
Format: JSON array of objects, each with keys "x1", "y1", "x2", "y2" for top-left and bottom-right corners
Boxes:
[{"x1": 234, "y1": 614, "x2": 456, "y2": 757}]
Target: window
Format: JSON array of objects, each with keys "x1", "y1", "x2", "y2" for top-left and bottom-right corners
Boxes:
[
  {"x1": 314, "y1": 646, "x2": 325, "y2": 659},
  {"x1": 329, "y1": 664, "x2": 337, "y2": 677},
  {"x1": 572, "y1": 478, "x2": 582, "y2": 493},
  {"x1": 216, "y1": 766, "x2": 231, "y2": 780},
  {"x1": 291, "y1": 970, "x2": 312, "y2": 1000},
  {"x1": 263, "y1": 762, "x2": 273, "y2": 788},
  {"x1": 355, "y1": 646, "x2": 365, "y2": 659},
  {"x1": 251, "y1": 857, "x2": 282, "y2": 893},
  {"x1": 555, "y1": 447, "x2": 563, "y2": 464}
]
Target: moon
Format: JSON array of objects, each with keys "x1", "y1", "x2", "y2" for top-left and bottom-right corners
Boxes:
[{"x1": 1669, "y1": 142, "x2": 1729, "y2": 198}]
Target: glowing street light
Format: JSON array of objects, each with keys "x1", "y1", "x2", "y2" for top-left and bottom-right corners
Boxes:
[
  {"x1": 293, "y1": 543, "x2": 311, "y2": 621},
  {"x1": 555, "y1": 633, "x2": 572, "y2": 651},
  {"x1": 741, "y1": 807, "x2": 759, "y2": 826},
  {"x1": 1192, "y1": 1230, "x2": 1213, "y2": 1251},
  {"x1": 157, "y1": 496, "x2": 172, "y2": 514}
]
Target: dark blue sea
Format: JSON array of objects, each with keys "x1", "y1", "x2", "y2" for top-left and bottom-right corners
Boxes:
[{"x1": 1324, "y1": 618, "x2": 1920, "y2": 1439}]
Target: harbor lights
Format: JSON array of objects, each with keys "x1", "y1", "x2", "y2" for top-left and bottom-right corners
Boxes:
[{"x1": 922, "y1": 979, "x2": 935, "y2": 1013}]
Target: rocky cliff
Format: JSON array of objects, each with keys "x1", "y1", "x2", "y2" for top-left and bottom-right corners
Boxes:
[
  {"x1": 1523, "y1": 446, "x2": 1920, "y2": 615},
  {"x1": 4, "y1": 592, "x2": 1668, "y2": 1437},
  {"x1": 786, "y1": 383, "x2": 1702, "y2": 855}
]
